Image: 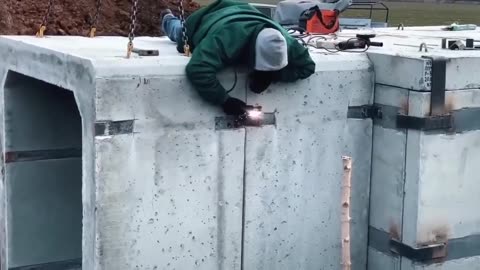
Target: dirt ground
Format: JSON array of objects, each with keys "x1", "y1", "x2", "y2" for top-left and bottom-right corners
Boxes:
[{"x1": 0, "y1": 0, "x2": 200, "y2": 36}]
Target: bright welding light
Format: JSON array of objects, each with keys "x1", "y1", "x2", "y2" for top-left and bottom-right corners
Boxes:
[{"x1": 247, "y1": 109, "x2": 263, "y2": 119}]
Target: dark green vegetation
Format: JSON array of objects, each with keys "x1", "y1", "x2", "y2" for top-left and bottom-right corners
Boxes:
[{"x1": 196, "y1": 0, "x2": 480, "y2": 26}]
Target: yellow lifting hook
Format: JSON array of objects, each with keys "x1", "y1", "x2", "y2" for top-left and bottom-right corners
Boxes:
[
  {"x1": 36, "y1": 25, "x2": 46, "y2": 38},
  {"x1": 184, "y1": 44, "x2": 191, "y2": 57},
  {"x1": 127, "y1": 42, "x2": 134, "y2": 59},
  {"x1": 89, "y1": 27, "x2": 97, "y2": 38}
]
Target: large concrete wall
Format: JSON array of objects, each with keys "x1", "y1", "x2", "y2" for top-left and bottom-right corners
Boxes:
[
  {"x1": 91, "y1": 52, "x2": 370, "y2": 269},
  {"x1": 366, "y1": 30, "x2": 480, "y2": 269},
  {"x1": 0, "y1": 36, "x2": 373, "y2": 270},
  {"x1": 2, "y1": 25, "x2": 480, "y2": 270},
  {"x1": 0, "y1": 36, "x2": 97, "y2": 270}
]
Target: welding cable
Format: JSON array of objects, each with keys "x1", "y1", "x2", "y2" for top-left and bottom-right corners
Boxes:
[
  {"x1": 226, "y1": 67, "x2": 238, "y2": 94},
  {"x1": 305, "y1": 34, "x2": 328, "y2": 49},
  {"x1": 315, "y1": 38, "x2": 372, "y2": 53}
]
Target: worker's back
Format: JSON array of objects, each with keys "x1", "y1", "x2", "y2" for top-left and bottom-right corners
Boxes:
[{"x1": 179, "y1": 0, "x2": 315, "y2": 106}]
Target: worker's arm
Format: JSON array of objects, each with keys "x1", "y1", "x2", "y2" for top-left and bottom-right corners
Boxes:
[
  {"x1": 275, "y1": 40, "x2": 316, "y2": 82},
  {"x1": 185, "y1": 32, "x2": 245, "y2": 106}
]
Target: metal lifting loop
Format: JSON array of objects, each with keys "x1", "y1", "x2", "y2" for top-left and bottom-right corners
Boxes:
[
  {"x1": 419, "y1": 42, "x2": 428, "y2": 52},
  {"x1": 36, "y1": 0, "x2": 54, "y2": 38},
  {"x1": 178, "y1": 0, "x2": 190, "y2": 57},
  {"x1": 126, "y1": 0, "x2": 139, "y2": 58},
  {"x1": 88, "y1": 0, "x2": 102, "y2": 37}
]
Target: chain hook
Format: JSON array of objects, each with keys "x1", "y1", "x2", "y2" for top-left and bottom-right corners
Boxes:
[
  {"x1": 178, "y1": 0, "x2": 190, "y2": 57},
  {"x1": 88, "y1": 0, "x2": 102, "y2": 37},
  {"x1": 36, "y1": 25, "x2": 47, "y2": 38},
  {"x1": 127, "y1": 41, "x2": 134, "y2": 58},
  {"x1": 89, "y1": 27, "x2": 97, "y2": 38},
  {"x1": 36, "y1": 0, "x2": 54, "y2": 38},
  {"x1": 126, "y1": 0, "x2": 139, "y2": 58},
  {"x1": 184, "y1": 45, "x2": 191, "y2": 57}
]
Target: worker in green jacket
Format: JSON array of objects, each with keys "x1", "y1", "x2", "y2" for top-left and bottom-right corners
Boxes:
[{"x1": 161, "y1": 0, "x2": 315, "y2": 116}]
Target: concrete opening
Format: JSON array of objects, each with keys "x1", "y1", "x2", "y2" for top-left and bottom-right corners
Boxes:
[{"x1": 3, "y1": 72, "x2": 82, "y2": 269}]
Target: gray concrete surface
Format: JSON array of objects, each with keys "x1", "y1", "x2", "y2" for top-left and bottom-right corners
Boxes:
[
  {"x1": 1, "y1": 25, "x2": 480, "y2": 270},
  {"x1": 0, "y1": 36, "x2": 370, "y2": 270},
  {"x1": 365, "y1": 26, "x2": 480, "y2": 270},
  {"x1": 242, "y1": 58, "x2": 366, "y2": 270}
]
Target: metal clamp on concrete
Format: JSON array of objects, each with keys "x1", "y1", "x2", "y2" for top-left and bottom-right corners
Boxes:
[
  {"x1": 390, "y1": 238, "x2": 447, "y2": 263},
  {"x1": 396, "y1": 113, "x2": 452, "y2": 131},
  {"x1": 215, "y1": 106, "x2": 276, "y2": 130},
  {"x1": 441, "y1": 38, "x2": 480, "y2": 50},
  {"x1": 347, "y1": 104, "x2": 383, "y2": 119},
  {"x1": 95, "y1": 120, "x2": 135, "y2": 136},
  {"x1": 131, "y1": 48, "x2": 160, "y2": 56},
  {"x1": 394, "y1": 56, "x2": 451, "y2": 131}
]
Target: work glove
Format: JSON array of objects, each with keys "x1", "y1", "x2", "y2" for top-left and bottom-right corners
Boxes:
[
  {"x1": 249, "y1": 71, "x2": 274, "y2": 94},
  {"x1": 222, "y1": 97, "x2": 247, "y2": 116}
]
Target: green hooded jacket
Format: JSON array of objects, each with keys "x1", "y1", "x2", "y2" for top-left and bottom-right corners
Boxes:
[{"x1": 177, "y1": 0, "x2": 316, "y2": 105}]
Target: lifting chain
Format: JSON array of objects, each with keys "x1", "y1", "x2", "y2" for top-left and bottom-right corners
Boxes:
[
  {"x1": 36, "y1": 0, "x2": 55, "y2": 38},
  {"x1": 88, "y1": 0, "x2": 102, "y2": 37},
  {"x1": 178, "y1": 0, "x2": 190, "y2": 56},
  {"x1": 126, "y1": 0, "x2": 139, "y2": 58}
]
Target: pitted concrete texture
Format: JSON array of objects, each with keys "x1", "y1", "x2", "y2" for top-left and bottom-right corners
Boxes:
[
  {"x1": 2, "y1": 26, "x2": 479, "y2": 270},
  {"x1": 360, "y1": 27, "x2": 480, "y2": 270},
  {"x1": 0, "y1": 35, "x2": 372, "y2": 270}
]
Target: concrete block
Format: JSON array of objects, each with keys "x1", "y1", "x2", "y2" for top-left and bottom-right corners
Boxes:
[
  {"x1": 368, "y1": 83, "x2": 480, "y2": 269},
  {"x1": 365, "y1": 32, "x2": 480, "y2": 266},
  {"x1": 402, "y1": 88, "x2": 480, "y2": 245},
  {"x1": 365, "y1": 27, "x2": 480, "y2": 91},
  {"x1": 0, "y1": 36, "x2": 369, "y2": 270}
]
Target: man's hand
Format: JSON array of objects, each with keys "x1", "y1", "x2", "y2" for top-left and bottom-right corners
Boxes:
[{"x1": 222, "y1": 97, "x2": 247, "y2": 116}]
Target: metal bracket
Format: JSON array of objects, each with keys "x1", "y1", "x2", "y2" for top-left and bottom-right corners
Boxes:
[
  {"x1": 132, "y1": 48, "x2": 160, "y2": 56},
  {"x1": 9, "y1": 258, "x2": 82, "y2": 270},
  {"x1": 395, "y1": 56, "x2": 450, "y2": 131},
  {"x1": 347, "y1": 105, "x2": 383, "y2": 119},
  {"x1": 442, "y1": 38, "x2": 480, "y2": 50},
  {"x1": 4, "y1": 148, "x2": 82, "y2": 163},
  {"x1": 396, "y1": 114, "x2": 453, "y2": 131},
  {"x1": 95, "y1": 120, "x2": 135, "y2": 136},
  {"x1": 390, "y1": 238, "x2": 447, "y2": 262},
  {"x1": 215, "y1": 113, "x2": 276, "y2": 130}
]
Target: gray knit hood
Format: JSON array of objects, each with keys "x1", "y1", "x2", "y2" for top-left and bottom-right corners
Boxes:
[{"x1": 254, "y1": 28, "x2": 289, "y2": 71}]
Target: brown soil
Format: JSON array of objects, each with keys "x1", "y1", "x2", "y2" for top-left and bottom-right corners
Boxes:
[{"x1": 0, "y1": 0, "x2": 200, "y2": 36}]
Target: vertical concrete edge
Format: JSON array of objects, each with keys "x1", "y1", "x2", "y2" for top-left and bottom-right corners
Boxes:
[
  {"x1": 402, "y1": 130, "x2": 421, "y2": 247},
  {"x1": 0, "y1": 65, "x2": 8, "y2": 270},
  {"x1": 71, "y1": 59, "x2": 97, "y2": 270}
]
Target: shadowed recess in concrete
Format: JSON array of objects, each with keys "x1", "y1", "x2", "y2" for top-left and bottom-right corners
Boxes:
[{"x1": 4, "y1": 72, "x2": 82, "y2": 268}]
